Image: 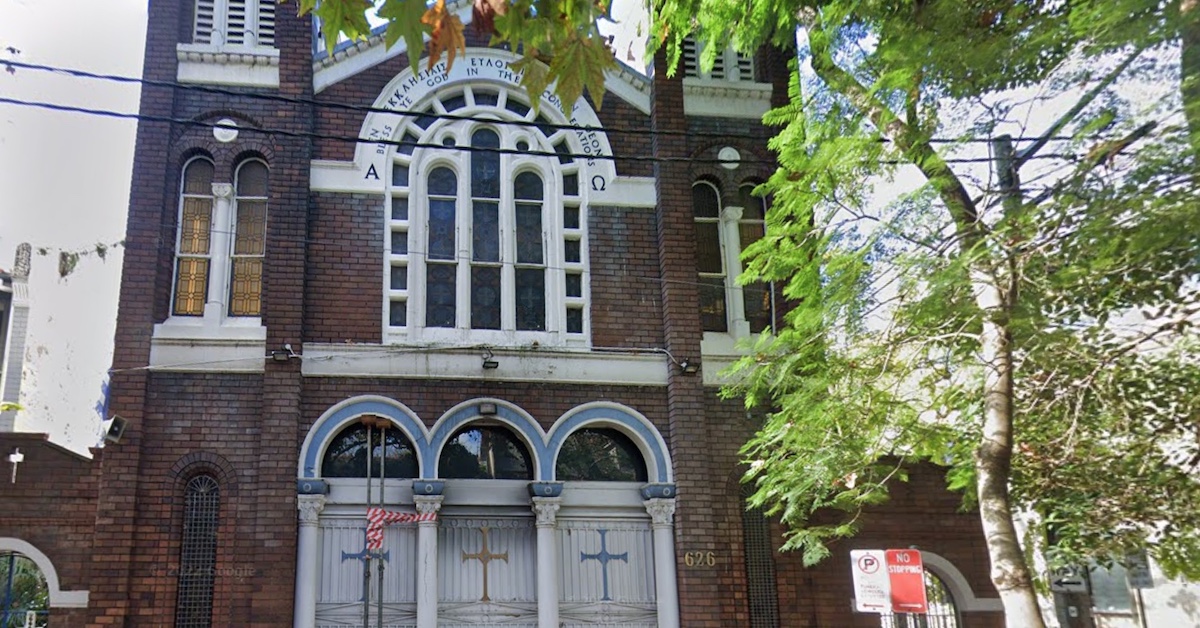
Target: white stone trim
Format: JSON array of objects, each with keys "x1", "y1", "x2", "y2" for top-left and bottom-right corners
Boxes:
[
  {"x1": 148, "y1": 335, "x2": 266, "y2": 373},
  {"x1": 0, "y1": 537, "x2": 89, "y2": 608},
  {"x1": 921, "y1": 551, "x2": 1004, "y2": 612},
  {"x1": 590, "y1": 176, "x2": 657, "y2": 208},
  {"x1": 300, "y1": 343, "x2": 668, "y2": 385},
  {"x1": 682, "y1": 79, "x2": 773, "y2": 119},
  {"x1": 176, "y1": 44, "x2": 280, "y2": 88}
]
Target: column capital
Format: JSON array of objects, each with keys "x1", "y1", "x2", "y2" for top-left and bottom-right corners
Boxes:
[
  {"x1": 212, "y1": 182, "x2": 234, "y2": 198},
  {"x1": 297, "y1": 494, "x2": 326, "y2": 525},
  {"x1": 721, "y1": 204, "x2": 744, "y2": 223},
  {"x1": 643, "y1": 497, "x2": 676, "y2": 527},
  {"x1": 413, "y1": 494, "x2": 444, "y2": 519},
  {"x1": 531, "y1": 497, "x2": 562, "y2": 527}
]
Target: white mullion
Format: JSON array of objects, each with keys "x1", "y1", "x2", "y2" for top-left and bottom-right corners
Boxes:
[
  {"x1": 500, "y1": 150, "x2": 516, "y2": 332},
  {"x1": 456, "y1": 159, "x2": 471, "y2": 332}
]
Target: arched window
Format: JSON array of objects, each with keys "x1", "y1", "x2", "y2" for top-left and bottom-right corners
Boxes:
[
  {"x1": 439, "y1": 425, "x2": 533, "y2": 480},
  {"x1": 0, "y1": 551, "x2": 48, "y2": 626},
  {"x1": 229, "y1": 160, "x2": 268, "y2": 316},
  {"x1": 387, "y1": 86, "x2": 586, "y2": 345},
  {"x1": 693, "y1": 179, "x2": 774, "y2": 336},
  {"x1": 169, "y1": 157, "x2": 268, "y2": 324},
  {"x1": 737, "y1": 182, "x2": 772, "y2": 333},
  {"x1": 173, "y1": 158, "x2": 215, "y2": 317},
  {"x1": 176, "y1": 474, "x2": 220, "y2": 628},
  {"x1": 556, "y1": 428, "x2": 648, "y2": 482},
  {"x1": 693, "y1": 181, "x2": 727, "y2": 332},
  {"x1": 321, "y1": 422, "x2": 419, "y2": 478},
  {"x1": 879, "y1": 570, "x2": 961, "y2": 628}
]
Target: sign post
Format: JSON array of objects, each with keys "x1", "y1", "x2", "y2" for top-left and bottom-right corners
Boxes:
[
  {"x1": 886, "y1": 549, "x2": 928, "y2": 614},
  {"x1": 850, "y1": 550, "x2": 891, "y2": 613}
]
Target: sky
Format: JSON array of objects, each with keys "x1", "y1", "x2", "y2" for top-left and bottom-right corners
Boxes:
[{"x1": 0, "y1": 0, "x2": 146, "y2": 454}]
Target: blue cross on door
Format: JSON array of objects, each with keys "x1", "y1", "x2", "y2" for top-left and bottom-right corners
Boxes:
[
  {"x1": 580, "y1": 529, "x2": 627, "y2": 601},
  {"x1": 341, "y1": 529, "x2": 390, "y2": 602}
]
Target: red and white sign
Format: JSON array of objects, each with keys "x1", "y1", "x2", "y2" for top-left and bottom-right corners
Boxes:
[
  {"x1": 850, "y1": 550, "x2": 891, "y2": 612},
  {"x1": 886, "y1": 549, "x2": 928, "y2": 614}
]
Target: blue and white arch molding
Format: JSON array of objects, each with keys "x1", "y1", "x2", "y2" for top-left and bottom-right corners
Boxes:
[{"x1": 294, "y1": 396, "x2": 680, "y2": 628}]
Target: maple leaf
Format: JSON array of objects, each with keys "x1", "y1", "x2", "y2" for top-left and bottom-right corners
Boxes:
[
  {"x1": 379, "y1": 0, "x2": 430, "y2": 72},
  {"x1": 472, "y1": 0, "x2": 508, "y2": 35},
  {"x1": 508, "y1": 53, "x2": 553, "y2": 112},
  {"x1": 421, "y1": 0, "x2": 467, "y2": 72},
  {"x1": 548, "y1": 33, "x2": 614, "y2": 111},
  {"x1": 309, "y1": 0, "x2": 374, "y2": 59}
]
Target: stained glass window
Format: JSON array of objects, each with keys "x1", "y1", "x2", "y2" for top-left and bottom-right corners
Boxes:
[
  {"x1": 173, "y1": 159, "x2": 215, "y2": 316},
  {"x1": 556, "y1": 428, "x2": 648, "y2": 482},
  {"x1": 439, "y1": 425, "x2": 533, "y2": 480},
  {"x1": 384, "y1": 87, "x2": 588, "y2": 341},
  {"x1": 229, "y1": 160, "x2": 267, "y2": 317}
]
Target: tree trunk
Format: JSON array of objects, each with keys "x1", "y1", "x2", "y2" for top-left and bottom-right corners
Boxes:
[{"x1": 973, "y1": 272, "x2": 1046, "y2": 628}]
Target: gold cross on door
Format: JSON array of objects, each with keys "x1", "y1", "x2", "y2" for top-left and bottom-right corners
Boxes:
[{"x1": 461, "y1": 527, "x2": 509, "y2": 602}]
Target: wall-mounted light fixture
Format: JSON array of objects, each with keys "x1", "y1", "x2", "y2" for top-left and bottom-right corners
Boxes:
[
  {"x1": 677, "y1": 358, "x2": 700, "y2": 375},
  {"x1": 481, "y1": 348, "x2": 499, "y2": 370},
  {"x1": 270, "y1": 343, "x2": 301, "y2": 362}
]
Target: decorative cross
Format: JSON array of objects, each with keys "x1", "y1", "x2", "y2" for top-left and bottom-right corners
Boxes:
[
  {"x1": 7, "y1": 448, "x2": 23, "y2": 484},
  {"x1": 341, "y1": 529, "x2": 389, "y2": 602},
  {"x1": 580, "y1": 529, "x2": 628, "y2": 601},
  {"x1": 461, "y1": 527, "x2": 508, "y2": 602}
]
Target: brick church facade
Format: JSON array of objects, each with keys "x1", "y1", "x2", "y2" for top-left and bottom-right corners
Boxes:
[{"x1": 0, "y1": 1, "x2": 1007, "y2": 626}]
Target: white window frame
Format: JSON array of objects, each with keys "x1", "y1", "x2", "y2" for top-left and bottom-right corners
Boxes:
[
  {"x1": 384, "y1": 87, "x2": 590, "y2": 348},
  {"x1": 160, "y1": 157, "x2": 267, "y2": 338},
  {"x1": 192, "y1": 0, "x2": 276, "y2": 47},
  {"x1": 681, "y1": 38, "x2": 755, "y2": 82},
  {"x1": 696, "y1": 180, "x2": 773, "y2": 357},
  {"x1": 177, "y1": 0, "x2": 280, "y2": 88}
]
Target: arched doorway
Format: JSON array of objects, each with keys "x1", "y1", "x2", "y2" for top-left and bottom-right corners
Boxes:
[{"x1": 0, "y1": 551, "x2": 48, "y2": 627}]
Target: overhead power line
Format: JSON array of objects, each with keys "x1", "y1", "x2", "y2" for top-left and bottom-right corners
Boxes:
[
  {"x1": 5, "y1": 59, "x2": 1097, "y2": 146},
  {"x1": 0, "y1": 95, "x2": 1078, "y2": 166}
]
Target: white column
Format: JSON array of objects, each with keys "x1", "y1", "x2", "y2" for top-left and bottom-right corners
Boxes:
[
  {"x1": 645, "y1": 498, "x2": 680, "y2": 628},
  {"x1": 720, "y1": 205, "x2": 749, "y2": 337},
  {"x1": 532, "y1": 497, "x2": 562, "y2": 628},
  {"x1": 414, "y1": 495, "x2": 443, "y2": 628},
  {"x1": 205, "y1": 182, "x2": 234, "y2": 323},
  {"x1": 294, "y1": 494, "x2": 326, "y2": 628}
]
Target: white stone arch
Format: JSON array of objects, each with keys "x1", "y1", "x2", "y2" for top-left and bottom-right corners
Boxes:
[
  {"x1": 0, "y1": 537, "x2": 88, "y2": 608},
  {"x1": 426, "y1": 397, "x2": 549, "y2": 480},
  {"x1": 298, "y1": 395, "x2": 430, "y2": 479},
  {"x1": 351, "y1": 47, "x2": 617, "y2": 195},
  {"x1": 546, "y1": 401, "x2": 673, "y2": 484},
  {"x1": 920, "y1": 551, "x2": 1003, "y2": 613}
]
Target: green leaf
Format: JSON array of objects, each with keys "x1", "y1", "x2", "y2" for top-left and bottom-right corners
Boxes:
[{"x1": 379, "y1": 0, "x2": 430, "y2": 72}]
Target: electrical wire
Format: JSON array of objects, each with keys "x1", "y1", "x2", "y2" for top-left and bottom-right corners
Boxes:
[
  {"x1": 0, "y1": 95, "x2": 1080, "y2": 167},
  {"x1": 5, "y1": 59, "x2": 1103, "y2": 146}
]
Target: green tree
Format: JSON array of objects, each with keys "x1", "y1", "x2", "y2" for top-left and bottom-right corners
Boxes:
[{"x1": 299, "y1": 2, "x2": 1200, "y2": 626}]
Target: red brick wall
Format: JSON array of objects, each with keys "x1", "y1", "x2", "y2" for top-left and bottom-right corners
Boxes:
[
  {"x1": 772, "y1": 462, "x2": 1005, "y2": 628},
  {"x1": 0, "y1": 434, "x2": 99, "y2": 627}
]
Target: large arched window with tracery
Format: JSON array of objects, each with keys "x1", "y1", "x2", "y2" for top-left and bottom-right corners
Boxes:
[{"x1": 386, "y1": 86, "x2": 587, "y2": 346}]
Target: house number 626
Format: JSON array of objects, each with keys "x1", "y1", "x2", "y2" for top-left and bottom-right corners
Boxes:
[{"x1": 684, "y1": 551, "x2": 716, "y2": 567}]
